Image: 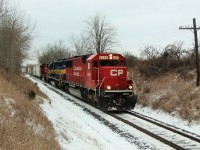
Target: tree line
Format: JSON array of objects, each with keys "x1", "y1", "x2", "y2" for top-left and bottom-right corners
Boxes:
[
  {"x1": 127, "y1": 41, "x2": 195, "y2": 78},
  {"x1": 0, "y1": 0, "x2": 34, "y2": 72},
  {"x1": 36, "y1": 14, "x2": 195, "y2": 79},
  {"x1": 36, "y1": 13, "x2": 195, "y2": 78}
]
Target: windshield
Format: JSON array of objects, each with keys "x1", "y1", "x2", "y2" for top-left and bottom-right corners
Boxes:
[{"x1": 100, "y1": 60, "x2": 125, "y2": 66}]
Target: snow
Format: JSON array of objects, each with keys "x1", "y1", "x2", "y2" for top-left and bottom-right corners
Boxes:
[
  {"x1": 26, "y1": 74, "x2": 199, "y2": 149},
  {"x1": 134, "y1": 105, "x2": 200, "y2": 137},
  {"x1": 41, "y1": 101, "x2": 135, "y2": 150},
  {"x1": 26, "y1": 76, "x2": 138, "y2": 149},
  {"x1": 3, "y1": 97, "x2": 16, "y2": 117}
]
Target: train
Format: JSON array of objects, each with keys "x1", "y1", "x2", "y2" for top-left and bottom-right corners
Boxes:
[{"x1": 25, "y1": 53, "x2": 137, "y2": 111}]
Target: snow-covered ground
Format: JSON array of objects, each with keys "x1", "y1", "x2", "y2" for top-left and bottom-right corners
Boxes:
[
  {"x1": 26, "y1": 75, "x2": 200, "y2": 150},
  {"x1": 134, "y1": 105, "x2": 200, "y2": 137}
]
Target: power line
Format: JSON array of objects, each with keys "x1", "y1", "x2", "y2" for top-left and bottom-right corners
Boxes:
[{"x1": 179, "y1": 18, "x2": 200, "y2": 86}]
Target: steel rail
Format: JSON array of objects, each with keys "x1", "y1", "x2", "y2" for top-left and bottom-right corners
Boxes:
[
  {"x1": 126, "y1": 111, "x2": 200, "y2": 143},
  {"x1": 108, "y1": 113, "x2": 185, "y2": 150}
]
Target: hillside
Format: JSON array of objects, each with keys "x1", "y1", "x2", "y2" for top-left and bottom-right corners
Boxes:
[
  {"x1": 0, "y1": 69, "x2": 60, "y2": 150},
  {"x1": 136, "y1": 70, "x2": 200, "y2": 121}
]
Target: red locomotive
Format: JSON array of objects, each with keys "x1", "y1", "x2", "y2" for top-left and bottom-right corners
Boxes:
[{"x1": 40, "y1": 53, "x2": 137, "y2": 111}]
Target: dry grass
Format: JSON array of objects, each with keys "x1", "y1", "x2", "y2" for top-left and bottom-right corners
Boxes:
[
  {"x1": 0, "y1": 68, "x2": 60, "y2": 150},
  {"x1": 137, "y1": 70, "x2": 200, "y2": 121}
]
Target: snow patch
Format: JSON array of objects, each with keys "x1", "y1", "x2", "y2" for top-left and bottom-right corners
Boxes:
[
  {"x1": 2, "y1": 97, "x2": 16, "y2": 117},
  {"x1": 134, "y1": 105, "x2": 200, "y2": 136}
]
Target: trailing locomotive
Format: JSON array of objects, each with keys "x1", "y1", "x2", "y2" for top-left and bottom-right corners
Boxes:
[{"x1": 34, "y1": 53, "x2": 137, "y2": 111}]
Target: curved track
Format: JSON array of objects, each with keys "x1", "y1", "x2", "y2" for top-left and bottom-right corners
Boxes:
[
  {"x1": 127, "y1": 111, "x2": 200, "y2": 142},
  {"x1": 29, "y1": 75, "x2": 200, "y2": 149},
  {"x1": 110, "y1": 111, "x2": 200, "y2": 150}
]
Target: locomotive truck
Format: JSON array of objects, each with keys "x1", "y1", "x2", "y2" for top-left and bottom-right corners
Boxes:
[{"x1": 39, "y1": 53, "x2": 137, "y2": 111}]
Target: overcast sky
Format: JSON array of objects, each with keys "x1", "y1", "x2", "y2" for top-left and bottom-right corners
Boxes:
[{"x1": 18, "y1": 0, "x2": 200, "y2": 58}]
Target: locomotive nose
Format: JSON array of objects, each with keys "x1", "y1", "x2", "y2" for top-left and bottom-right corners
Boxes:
[
  {"x1": 101, "y1": 67, "x2": 126, "y2": 77},
  {"x1": 101, "y1": 67, "x2": 127, "y2": 90}
]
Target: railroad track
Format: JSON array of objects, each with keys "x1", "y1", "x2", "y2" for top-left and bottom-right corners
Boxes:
[
  {"x1": 109, "y1": 111, "x2": 200, "y2": 150},
  {"x1": 29, "y1": 75, "x2": 200, "y2": 149},
  {"x1": 127, "y1": 111, "x2": 200, "y2": 142}
]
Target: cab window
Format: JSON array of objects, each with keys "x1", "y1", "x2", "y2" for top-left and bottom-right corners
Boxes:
[
  {"x1": 100, "y1": 60, "x2": 119, "y2": 66},
  {"x1": 93, "y1": 61, "x2": 98, "y2": 68},
  {"x1": 120, "y1": 61, "x2": 126, "y2": 66}
]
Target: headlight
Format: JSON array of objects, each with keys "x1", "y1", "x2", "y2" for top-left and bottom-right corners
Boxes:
[
  {"x1": 106, "y1": 85, "x2": 111, "y2": 90},
  {"x1": 128, "y1": 85, "x2": 133, "y2": 90}
]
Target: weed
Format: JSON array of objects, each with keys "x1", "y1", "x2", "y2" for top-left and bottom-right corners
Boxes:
[{"x1": 0, "y1": 68, "x2": 60, "y2": 149}]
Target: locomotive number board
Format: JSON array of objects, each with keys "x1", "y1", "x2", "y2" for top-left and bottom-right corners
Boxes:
[{"x1": 99, "y1": 55, "x2": 119, "y2": 60}]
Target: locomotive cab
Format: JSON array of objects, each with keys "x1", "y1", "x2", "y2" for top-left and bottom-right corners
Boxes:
[{"x1": 85, "y1": 53, "x2": 137, "y2": 111}]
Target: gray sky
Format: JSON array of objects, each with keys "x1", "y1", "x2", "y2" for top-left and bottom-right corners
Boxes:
[{"x1": 18, "y1": 0, "x2": 200, "y2": 57}]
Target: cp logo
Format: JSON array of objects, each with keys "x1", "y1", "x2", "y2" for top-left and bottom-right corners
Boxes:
[{"x1": 110, "y1": 69, "x2": 123, "y2": 76}]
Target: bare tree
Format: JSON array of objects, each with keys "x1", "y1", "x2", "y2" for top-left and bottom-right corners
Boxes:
[
  {"x1": 141, "y1": 45, "x2": 160, "y2": 60},
  {"x1": 37, "y1": 40, "x2": 70, "y2": 64},
  {"x1": 123, "y1": 51, "x2": 138, "y2": 68},
  {"x1": 0, "y1": 0, "x2": 34, "y2": 71},
  {"x1": 163, "y1": 41, "x2": 187, "y2": 61},
  {"x1": 70, "y1": 33, "x2": 92, "y2": 55},
  {"x1": 85, "y1": 13, "x2": 118, "y2": 53}
]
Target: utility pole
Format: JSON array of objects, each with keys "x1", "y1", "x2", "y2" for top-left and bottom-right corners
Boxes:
[{"x1": 179, "y1": 18, "x2": 200, "y2": 86}]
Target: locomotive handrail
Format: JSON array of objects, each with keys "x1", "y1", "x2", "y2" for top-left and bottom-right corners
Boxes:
[
  {"x1": 94, "y1": 67, "x2": 100, "y2": 97},
  {"x1": 98, "y1": 77, "x2": 105, "y2": 96},
  {"x1": 95, "y1": 79, "x2": 102, "y2": 96},
  {"x1": 97, "y1": 68, "x2": 99, "y2": 86},
  {"x1": 95, "y1": 82, "x2": 99, "y2": 91}
]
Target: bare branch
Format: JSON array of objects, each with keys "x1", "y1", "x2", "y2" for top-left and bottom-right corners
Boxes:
[
  {"x1": 85, "y1": 13, "x2": 118, "y2": 53},
  {"x1": 36, "y1": 40, "x2": 70, "y2": 64}
]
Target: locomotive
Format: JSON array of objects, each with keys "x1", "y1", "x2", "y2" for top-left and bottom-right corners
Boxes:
[{"x1": 38, "y1": 53, "x2": 137, "y2": 111}]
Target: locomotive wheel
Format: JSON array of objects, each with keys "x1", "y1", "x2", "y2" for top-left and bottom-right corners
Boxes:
[
  {"x1": 98, "y1": 97, "x2": 108, "y2": 112},
  {"x1": 64, "y1": 84, "x2": 70, "y2": 93},
  {"x1": 84, "y1": 90, "x2": 90, "y2": 103},
  {"x1": 47, "y1": 78, "x2": 51, "y2": 84},
  {"x1": 125, "y1": 95, "x2": 137, "y2": 110},
  {"x1": 55, "y1": 81, "x2": 58, "y2": 87},
  {"x1": 80, "y1": 89, "x2": 85, "y2": 99},
  {"x1": 91, "y1": 92, "x2": 97, "y2": 106}
]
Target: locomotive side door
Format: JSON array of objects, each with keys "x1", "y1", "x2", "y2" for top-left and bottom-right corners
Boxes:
[
  {"x1": 86, "y1": 61, "x2": 91, "y2": 87},
  {"x1": 85, "y1": 60, "x2": 98, "y2": 89},
  {"x1": 92, "y1": 60, "x2": 98, "y2": 80}
]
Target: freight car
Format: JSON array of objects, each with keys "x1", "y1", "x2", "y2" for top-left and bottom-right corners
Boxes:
[
  {"x1": 32, "y1": 64, "x2": 41, "y2": 77},
  {"x1": 26, "y1": 66, "x2": 33, "y2": 74},
  {"x1": 41, "y1": 53, "x2": 137, "y2": 111}
]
